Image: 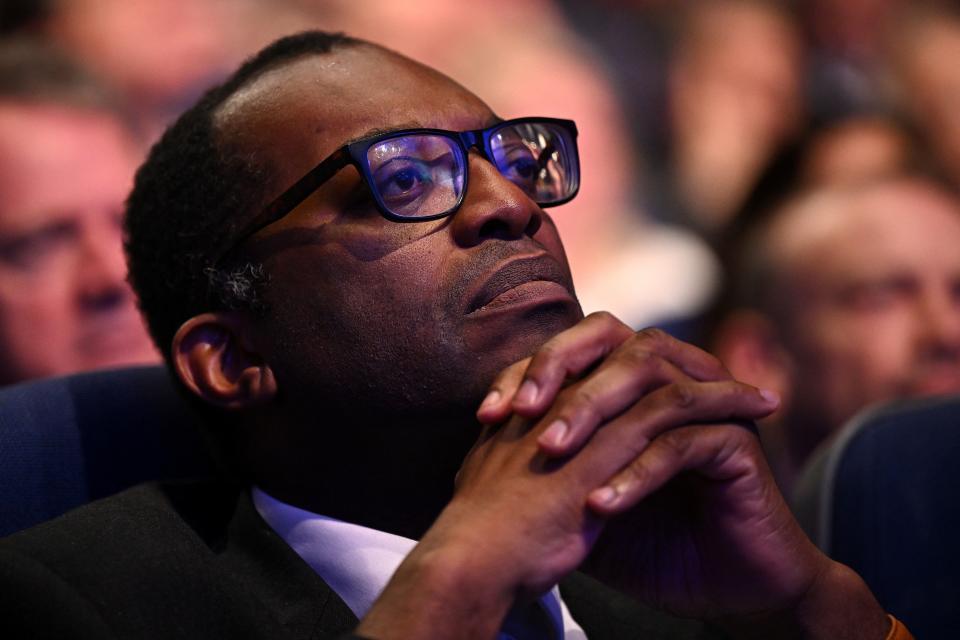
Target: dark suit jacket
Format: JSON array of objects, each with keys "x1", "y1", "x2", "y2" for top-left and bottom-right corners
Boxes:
[{"x1": 0, "y1": 481, "x2": 726, "y2": 639}]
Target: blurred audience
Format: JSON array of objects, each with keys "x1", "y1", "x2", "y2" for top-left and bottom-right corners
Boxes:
[
  {"x1": 0, "y1": 39, "x2": 157, "y2": 385},
  {"x1": 886, "y1": 2, "x2": 960, "y2": 188},
  {"x1": 30, "y1": 0, "x2": 317, "y2": 140},
  {"x1": 553, "y1": 0, "x2": 673, "y2": 176},
  {"x1": 799, "y1": 113, "x2": 921, "y2": 187},
  {"x1": 710, "y1": 174, "x2": 960, "y2": 492},
  {"x1": 664, "y1": 0, "x2": 806, "y2": 236},
  {"x1": 735, "y1": 109, "x2": 933, "y2": 212},
  {"x1": 800, "y1": 0, "x2": 906, "y2": 119}
]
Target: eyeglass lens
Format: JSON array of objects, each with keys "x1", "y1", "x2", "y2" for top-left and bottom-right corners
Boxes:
[
  {"x1": 367, "y1": 135, "x2": 467, "y2": 218},
  {"x1": 489, "y1": 121, "x2": 577, "y2": 204},
  {"x1": 364, "y1": 121, "x2": 577, "y2": 219}
]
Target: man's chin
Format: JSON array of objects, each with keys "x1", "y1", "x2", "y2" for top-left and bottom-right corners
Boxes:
[
  {"x1": 77, "y1": 332, "x2": 161, "y2": 371},
  {"x1": 461, "y1": 297, "x2": 583, "y2": 363}
]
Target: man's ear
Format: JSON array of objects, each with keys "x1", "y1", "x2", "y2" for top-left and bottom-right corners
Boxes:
[
  {"x1": 172, "y1": 312, "x2": 277, "y2": 410},
  {"x1": 711, "y1": 310, "x2": 794, "y2": 412}
]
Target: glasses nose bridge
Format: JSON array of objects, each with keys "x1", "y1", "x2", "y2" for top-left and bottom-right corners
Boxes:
[{"x1": 457, "y1": 130, "x2": 488, "y2": 159}]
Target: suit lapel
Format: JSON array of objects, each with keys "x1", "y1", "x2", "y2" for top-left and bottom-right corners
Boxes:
[
  {"x1": 208, "y1": 488, "x2": 727, "y2": 639},
  {"x1": 222, "y1": 489, "x2": 359, "y2": 639}
]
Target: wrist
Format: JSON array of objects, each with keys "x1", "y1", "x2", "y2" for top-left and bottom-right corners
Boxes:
[
  {"x1": 719, "y1": 560, "x2": 890, "y2": 640},
  {"x1": 357, "y1": 540, "x2": 514, "y2": 640}
]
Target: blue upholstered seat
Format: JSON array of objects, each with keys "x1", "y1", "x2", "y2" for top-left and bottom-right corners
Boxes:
[
  {"x1": 793, "y1": 394, "x2": 960, "y2": 640},
  {"x1": 0, "y1": 366, "x2": 212, "y2": 537}
]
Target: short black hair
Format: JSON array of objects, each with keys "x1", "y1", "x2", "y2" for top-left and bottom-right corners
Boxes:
[{"x1": 125, "y1": 31, "x2": 364, "y2": 362}]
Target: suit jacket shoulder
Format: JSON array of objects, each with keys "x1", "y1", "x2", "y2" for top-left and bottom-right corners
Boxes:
[
  {"x1": 1, "y1": 481, "x2": 727, "y2": 639},
  {"x1": 0, "y1": 481, "x2": 357, "y2": 639}
]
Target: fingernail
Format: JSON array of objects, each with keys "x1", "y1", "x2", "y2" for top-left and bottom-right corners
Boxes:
[
  {"x1": 515, "y1": 379, "x2": 539, "y2": 406},
  {"x1": 759, "y1": 388, "x2": 780, "y2": 405},
  {"x1": 478, "y1": 389, "x2": 501, "y2": 412},
  {"x1": 538, "y1": 419, "x2": 569, "y2": 448},
  {"x1": 590, "y1": 486, "x2": 618, "y2": 506}
]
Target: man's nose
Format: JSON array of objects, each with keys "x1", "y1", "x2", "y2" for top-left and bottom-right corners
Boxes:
[
  {"x1": 916, "y1": 285, "x2": 960, "y2": 355},
  {"x1": 76, "y1": 220, "x2": 130, "y2": 310},
  {"x1": 448, "y1": 154, "x2": 543, "y2": 246}
]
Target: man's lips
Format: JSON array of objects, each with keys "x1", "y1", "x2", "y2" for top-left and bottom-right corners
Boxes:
[{"x1": 466, "y1": 252, "x2": 575, "y2": 315}]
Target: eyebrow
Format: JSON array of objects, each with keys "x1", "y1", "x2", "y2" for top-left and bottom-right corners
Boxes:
[
  {"x1": 344, "y1": 116, "x2": 505, "y2": 146},
  {"x1": 346, "y1": 122, "x2": 422, "y2": 145}
]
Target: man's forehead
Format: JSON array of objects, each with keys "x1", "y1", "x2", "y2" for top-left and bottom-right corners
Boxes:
[
  {"x1": 0, "y1": 102, "x2": 137, "y2": 224},
  {"x1": 771, "y1": 179, "x2": 960, "y2": 278},
  {"x1": 215, "y1": 45, "x2": 493, "y2": 180}
]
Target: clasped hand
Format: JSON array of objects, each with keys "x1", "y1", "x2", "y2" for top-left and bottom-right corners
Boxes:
[
  {"x1": 447, "y1": 313, "x2": 827, "y2": 618},
  {"x1": 360, "y1": 313, "x2": 888, "y2": 640}
]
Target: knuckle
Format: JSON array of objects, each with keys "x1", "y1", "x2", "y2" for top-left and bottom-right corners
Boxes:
[
  {"x1": 622, "y1": 430, "x2": 652, "y2": 459},
  {"x1": 667, "y1": 382, "x2": 696, "y2": 409},
  {"x1": 658, "y1": 428, "x2": 691, "y2": 458},
  {"x1": 636, "y1": 326, "x2": 669, "y2": 346},
  {"x1": 533, "y1": 341, "x2": 560, "y2": 363},
  {"x1": 711, "y1": 423, "x2": 761, "y2": 462},
  {"x1": 724, "y1": 433, "x2": 763, "y2": 472},
  {"x1": 587, "y1": 310, "x2": 618, "y2": 326},
  {"x1": 730, "y1": 423, "x2": 761, "y2": 450},
  {"x1": 580, "y1": 398, "x2": 605, "y2": 429},
  {"x1": 621, "y1": 458, "x2": 650, "y2": 487},
  {"x1": 587, "y1": 311, "x2": 630, "y2": 334},
  {"x1": 526, "y1": 344, "x2": 559, "y2": 377},
  {"x1": 570, "y1": 386, "x2": 602, "y2": 417},
  {"x1": 572, "y1": 384, "x2": 597, "y2": 405},
  {"x1": 617, "y1": 341, "x2": 655, "y2": 368}
]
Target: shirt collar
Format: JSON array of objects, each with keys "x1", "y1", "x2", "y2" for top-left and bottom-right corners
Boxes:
[{"x1": 252, "y1": 486, "x2": 586, "y2": 639}]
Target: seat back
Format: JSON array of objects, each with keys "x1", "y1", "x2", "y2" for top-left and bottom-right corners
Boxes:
[
  {"x1": 793, "y1": 395, "x2": 960, "y2": 639},
  {"x1": 0, "y1": 366, "x2": 213, "y2": 537}
]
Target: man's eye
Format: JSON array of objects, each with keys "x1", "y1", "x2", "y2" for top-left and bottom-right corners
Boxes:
[
  {"x1": 508, "y1": 156, "x2": 539, "y2": 181},
  {"x1": 374, "y1": 159, "x2": 432, "y2": 200},
  {"x1": 501, "y1": 154, "x2": 539, "y2": 191},
  {"x1": 0, "y1": 221, "x2": 77, "y2": 271},
  {"x1": 390, "y1": 167, "x2": 422, "y2": 192},
  {"x1": 840, "y1": 278, "x2": 916, "y2": 312}
]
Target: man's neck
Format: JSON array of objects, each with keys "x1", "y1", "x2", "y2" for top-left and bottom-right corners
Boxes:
[{"x1": 251, "y1": 412, "x2": 482, "y2": 540}]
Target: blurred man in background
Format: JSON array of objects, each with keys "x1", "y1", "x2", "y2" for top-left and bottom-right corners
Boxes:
[
  {"x1": 0, "y1": 39, "x2": 157, "y2": 385},
  {"x1": 711, "y1": 174, "x2": 960, "y2": 492}
]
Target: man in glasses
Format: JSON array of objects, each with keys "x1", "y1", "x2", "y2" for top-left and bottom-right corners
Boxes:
[{"x1": 0, "y1": 32, "x2": 907, "y2": 639}]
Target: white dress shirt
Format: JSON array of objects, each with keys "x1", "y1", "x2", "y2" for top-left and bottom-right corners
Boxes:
[{"x1": 253, "y1": 487, "x2": 588, "y2": 639}]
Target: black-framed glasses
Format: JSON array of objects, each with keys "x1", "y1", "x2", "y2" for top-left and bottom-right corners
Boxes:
[{"x1": 222, "y1": 117, "x2": 580, "y2": 259}]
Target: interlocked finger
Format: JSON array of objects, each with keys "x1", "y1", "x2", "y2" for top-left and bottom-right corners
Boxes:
[
  {"x1": 534, "y1": 354, "x2": 692, "y2": 455},
  {"x1": 563, "y1": 379, "x2": 776, "y2": 490},
  {"x1": 513, "y1": 322, "x2": 733, "y2": 420},
  {"x1": 585, "y1": 423, "x2": 764, "y2": 515}
]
